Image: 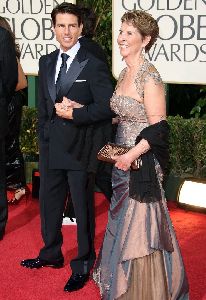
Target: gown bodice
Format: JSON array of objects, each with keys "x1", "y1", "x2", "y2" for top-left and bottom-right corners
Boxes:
[
  {"x1": 110, "y1": 59, "x2": 162, "y2": 147},
  {"x1": 110, "y1": 95, "x2": 148, "y2": 147}
]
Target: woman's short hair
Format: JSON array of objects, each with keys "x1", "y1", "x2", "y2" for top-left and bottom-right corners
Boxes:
[{"x1": 121, "y1": 10, "x2": 159, "y2": 52}]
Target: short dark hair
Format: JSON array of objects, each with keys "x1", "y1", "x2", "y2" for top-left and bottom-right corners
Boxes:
[
  {"x1": 77, "y1": 5, "x2": 97, "y2": 38},
  {"x1": 51, "y1": 2, "x2": 82, "y2": 27}
]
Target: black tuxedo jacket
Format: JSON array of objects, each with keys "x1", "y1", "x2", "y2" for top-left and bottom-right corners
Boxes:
[
  {"x1": 38, "y1": 46, "x2": 114, "y2": 171},
  {"x1": 0, "y1": 27, "x2": 18, "y2": 138}
]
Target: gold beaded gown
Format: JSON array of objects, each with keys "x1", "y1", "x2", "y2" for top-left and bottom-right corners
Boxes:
[{"x1": 92, "y1": 60, "x2": 189, "y2": 300}]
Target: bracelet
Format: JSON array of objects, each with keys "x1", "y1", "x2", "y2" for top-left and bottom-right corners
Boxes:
[{"x1": 138, "y1": 139, "x2": 150, "y2": 155}]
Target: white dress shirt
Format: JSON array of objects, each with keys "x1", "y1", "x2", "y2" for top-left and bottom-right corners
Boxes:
[{"x1": 55, "y1": 41, "x2": 81, "y2": 83}]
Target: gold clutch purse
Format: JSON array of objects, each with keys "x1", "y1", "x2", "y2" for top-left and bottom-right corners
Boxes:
[{"x1": 97, "y1": 142, "x2": 140, "y2": 170}]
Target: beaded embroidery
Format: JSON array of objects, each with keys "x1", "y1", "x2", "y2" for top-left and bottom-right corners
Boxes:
[{"x1": 114, "y1": 59, "x2": 162, "y2": 103}]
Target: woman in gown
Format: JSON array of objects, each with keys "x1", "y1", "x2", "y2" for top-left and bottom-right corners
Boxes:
[
  {"x1": 92, "y1": 10, "x2": 189, "y2": 300},
  {"x1": 0, "y1": 17, "x2": 28, "y2": 204}
]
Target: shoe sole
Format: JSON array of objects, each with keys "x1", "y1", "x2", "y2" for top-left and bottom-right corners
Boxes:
[
  {"x1": 21, "y1": 263, "x2": 64, "y2": 269},
  {"x1": 46, "y1": 264, "x2": 64, "y2": 269}
]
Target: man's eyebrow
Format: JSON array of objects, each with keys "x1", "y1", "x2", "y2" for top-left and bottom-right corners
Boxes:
[{"x1": 57, "y1": 22, "x2": 78, "y2": 25}]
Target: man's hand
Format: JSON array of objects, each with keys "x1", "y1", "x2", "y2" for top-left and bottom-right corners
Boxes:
[
  {"x1": 62, "y1": 97, "x2": 84, "y2": 109},
  {"x1": 55, "y1": 103, "x2": 73, "y2": 119},
  {"x1": 55, "y1": 97, "x2": 84, "y2": 120}
]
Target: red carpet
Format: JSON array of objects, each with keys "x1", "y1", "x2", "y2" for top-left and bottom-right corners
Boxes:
[{"x1": 1, "y1": 191, "x2": 206, "y2": 300}]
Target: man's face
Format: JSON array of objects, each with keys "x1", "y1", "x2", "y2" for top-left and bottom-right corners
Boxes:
[{"x1": 53, "y1": 13, "x2": 83, "y2": 51}]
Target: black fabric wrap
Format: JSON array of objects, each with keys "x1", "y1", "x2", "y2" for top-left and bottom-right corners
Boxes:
[{"x1": 129, "y1": 120, "x2": 170, "y2": 203}]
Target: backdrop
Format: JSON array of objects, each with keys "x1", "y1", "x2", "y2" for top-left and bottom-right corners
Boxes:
[
  {"x1": 113, "y1": 0, "x2": 206, "y2": 84},
  {"x1": 1, "y1": 0, "x2": 76, "y2": 75}
]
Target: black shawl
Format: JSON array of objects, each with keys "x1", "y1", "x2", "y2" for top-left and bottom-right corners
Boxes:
[{"x1": 129, "y1": 120, "x2": 170, "y2": 203}]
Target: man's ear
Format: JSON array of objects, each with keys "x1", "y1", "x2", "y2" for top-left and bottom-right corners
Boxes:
[{"x1": 79, "y1": 23, "x2": 83, "y2": 35}]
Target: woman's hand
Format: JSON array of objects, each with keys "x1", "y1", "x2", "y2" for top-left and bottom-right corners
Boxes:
[
  {"x1": 112, "y1": 139, "x2": 150, "y2": 171},
  {"x1": 112, "y1": 152, "x2": 135, "y2": 171}
]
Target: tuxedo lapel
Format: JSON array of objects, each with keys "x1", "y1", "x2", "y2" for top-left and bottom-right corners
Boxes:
[
  {"x1": 57, "y1": 47, "x2": 89, "y2": 100},
  {"x1": 47, "y1": 50, "x2": 59, "y2": 103}
]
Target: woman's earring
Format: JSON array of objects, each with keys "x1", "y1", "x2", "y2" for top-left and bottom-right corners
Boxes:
[{"x1": 141, "y1": 47, "x2": 145, "y2": 57}]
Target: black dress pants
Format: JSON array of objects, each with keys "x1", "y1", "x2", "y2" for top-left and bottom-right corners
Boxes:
[
  {"x1": 64, "y1": 164, "x2": 112, "y2": 220},
  {"x1": 38, "y1": 145, "x2": 95, "y2": 274}
]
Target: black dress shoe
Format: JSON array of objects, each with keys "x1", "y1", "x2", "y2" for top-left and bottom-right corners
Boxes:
[
  {"x1": 64, "y1": 273, "x2": 90, "y2": 292},
  {"x1": 20, "y1": 257, "x2": 64, "y2": 269}
]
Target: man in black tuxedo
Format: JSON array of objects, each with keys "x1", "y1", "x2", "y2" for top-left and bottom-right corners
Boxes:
[
  {"x1": 20, "y1": 2, "x2": 114, "y2": 292},
  {"x1": 64, "y1": 5, "x2": 113, "y2": 221},
  {"x1": 0, "y1": 26, "x2": 18, "y2": 240}
]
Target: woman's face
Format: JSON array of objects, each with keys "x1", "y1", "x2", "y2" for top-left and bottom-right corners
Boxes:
[{"x1": 117, "y1": 22, "x2": 148, "y2": 59}]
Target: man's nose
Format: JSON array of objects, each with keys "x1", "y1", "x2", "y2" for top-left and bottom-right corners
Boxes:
[{"x1": 64, "y1": 26, "x2": 71, "y2": 35}]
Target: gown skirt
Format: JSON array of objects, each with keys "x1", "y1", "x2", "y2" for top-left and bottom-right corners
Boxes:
[{"x1": 93, "y1": 116, "x2": 189, "y2": 300}]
